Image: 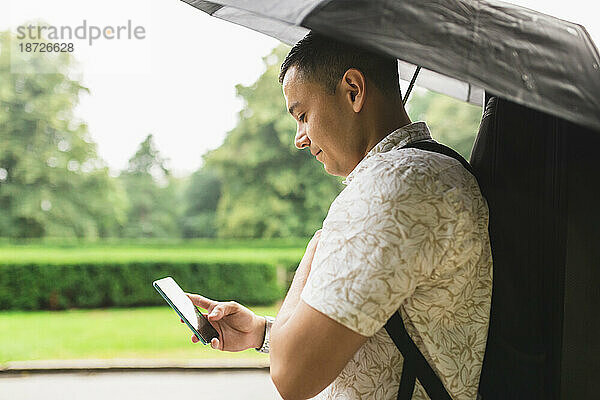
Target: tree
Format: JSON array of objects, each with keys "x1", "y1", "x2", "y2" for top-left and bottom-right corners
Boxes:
[
  {"x1": 0, "y1": 30, "x2": 126, "y2": 238},
  {"x1": 205, "y1": 45, "x2": 344, "y2": 238},
  {"x1": 119, "y1": 134, "x2": 180, "y2": 238},
  {"x1": 406, "y1": 90, "x2": 482, "y2": 160},
  {"x1": 180, "y1": 167, "x2": 222, "y2": 238}
]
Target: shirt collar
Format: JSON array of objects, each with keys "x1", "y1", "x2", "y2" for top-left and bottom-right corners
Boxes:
[{"x1": 344, "y1": 121, "x2": 432, "y2": 185}]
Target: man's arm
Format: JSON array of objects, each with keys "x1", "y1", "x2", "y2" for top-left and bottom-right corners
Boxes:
[
  {"x1": 271, "y1": 301, "x2": 369, "y2": 400},
  {"x1": 270, "y1": 231, "x2": 369, "y2": 400},
  {"x1": 186, "y1": 230, "x2": 369, "y2": 400}
]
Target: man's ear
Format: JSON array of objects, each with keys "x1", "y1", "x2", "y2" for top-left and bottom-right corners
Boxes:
[{"x1": 341, "y1": 68, "x2": 366, "y2": 113}]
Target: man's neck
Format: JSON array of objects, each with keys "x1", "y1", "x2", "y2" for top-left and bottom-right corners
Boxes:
[{"x1": 364, "y1": 111, "x2": 412, "y2": 158}]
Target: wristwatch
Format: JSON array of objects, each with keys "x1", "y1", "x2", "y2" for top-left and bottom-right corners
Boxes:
[{"x1": 255, "y1": 316, "x2": 275, "y2": 354}]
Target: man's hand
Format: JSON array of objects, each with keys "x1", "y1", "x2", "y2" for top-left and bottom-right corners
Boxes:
[
  {"x1": 298, "y1": 229, "x2": 321, "y2": 276},
  {"x1": 274, "y1": 229, "x2": 322, "y2": 327},
  {"x1": 184, "y1": 294, "x2": 266, "y2": 352}
]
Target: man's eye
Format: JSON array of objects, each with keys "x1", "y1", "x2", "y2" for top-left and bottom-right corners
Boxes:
[{"x1": 299, "y1": 113, "x2": 305, "y2": 122}]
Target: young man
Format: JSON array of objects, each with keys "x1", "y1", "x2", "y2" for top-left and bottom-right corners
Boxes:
[{"x1": 187, "y1": 32, "x2": 492, "y2": 400}]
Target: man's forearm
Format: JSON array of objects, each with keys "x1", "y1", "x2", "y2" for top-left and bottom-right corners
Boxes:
[
  {"x1": 275, "y1": 261, "x2": 311, "y2": 328},
  {"x1": 270, "y1": 231, "x2": 321, "y2": 398},
  {"x1": 270, "y1": 261, "x2": 318, "y2": 400}
]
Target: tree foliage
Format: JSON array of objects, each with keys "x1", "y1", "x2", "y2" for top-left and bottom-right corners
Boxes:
[
  {"x1": 205, "y1": 45, "x2": 344, "y2": 238},
  {"x1": 0, "y1": 28, "x2": 485, "y2": 240},
  {"x1": 181, "y1": 167, "x2": 221, "y2": 238},
  {"x1": 119, "y1": 134, "x2": 180, "y2": 238},
  {"x1": 0, "y1": 31, "x2": 126, "y2": 238},
  {"x1": 407, "y1": 89, "x2": 482, "y2": 160}
]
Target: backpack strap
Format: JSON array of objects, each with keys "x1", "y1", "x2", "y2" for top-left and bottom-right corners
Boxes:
[
  {"x1": 384, "y1": 311, "x2": 452, "y2": 400},
  {"x1": 384, "y1": 140, "x2": 475, "y2": 400},
  {"x1": 404, "y1": 140, "x2": 475, "y2": 176}
]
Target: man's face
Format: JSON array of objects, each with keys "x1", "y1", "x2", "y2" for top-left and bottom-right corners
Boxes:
[{"x1": 282, "y1": 65, "x2": 362, "y2": 177}]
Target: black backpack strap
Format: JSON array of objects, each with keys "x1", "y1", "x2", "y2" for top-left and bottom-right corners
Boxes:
[
  {"x1": 385, "y1": 311, "x2": 452, "y2": 400},
  {"x1": 403, "y1": 140, "x2": 475, "y2": 177},
  {"x1": 384, "y1": 140, "x2": 473, "y2": 400}
]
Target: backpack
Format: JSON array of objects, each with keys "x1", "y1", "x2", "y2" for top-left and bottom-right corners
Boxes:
[
  {"x1": 395, "y1": 95, "x2": 600, "y2": 400},
  {"x1": 471, "y1": 95, "x2": 600, "y2": 399}
]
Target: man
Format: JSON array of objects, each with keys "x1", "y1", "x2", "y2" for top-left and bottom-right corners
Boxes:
[{"x1": 187, "y1": 32, "x2": 492, "y2": 400}]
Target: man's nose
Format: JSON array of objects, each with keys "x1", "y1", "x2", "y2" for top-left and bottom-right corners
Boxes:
[{"x1": 294, "y1": 127, "x2": 310, "y2": 150}]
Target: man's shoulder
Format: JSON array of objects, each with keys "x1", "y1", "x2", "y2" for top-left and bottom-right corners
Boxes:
[
  {"x1": 349, "y1": 146, "x2": 469, "y2": 196},
  {"x1": 380, "y1": 144, "x2": 466, "y2": 172}
]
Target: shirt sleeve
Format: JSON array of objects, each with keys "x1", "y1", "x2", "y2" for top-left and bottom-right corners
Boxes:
[{"x1": 301, "y1": 161, "x2": 441, "y2": 337}]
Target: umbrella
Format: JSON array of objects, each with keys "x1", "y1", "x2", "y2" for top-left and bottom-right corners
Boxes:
[{"x1": 182, "y1": 0, "x2": 600, "y2": 132}]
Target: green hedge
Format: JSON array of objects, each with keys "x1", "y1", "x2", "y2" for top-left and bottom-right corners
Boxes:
[{"x1": 0, "y1": 262, "x2": 282, "y2": 310}]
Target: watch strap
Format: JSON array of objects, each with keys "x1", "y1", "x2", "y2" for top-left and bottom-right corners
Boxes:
[{"x1": 256, "y1": 316, "x2": 275, "y2": 354}]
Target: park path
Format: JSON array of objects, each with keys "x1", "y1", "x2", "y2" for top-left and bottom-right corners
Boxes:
[{"x1": 0, "y1": 370, "x2": 282, "y2": 400}]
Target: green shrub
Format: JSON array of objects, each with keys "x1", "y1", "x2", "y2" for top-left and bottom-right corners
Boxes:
[{"x1": 0, "y1": 262, "x2": 282, "y2": 310}]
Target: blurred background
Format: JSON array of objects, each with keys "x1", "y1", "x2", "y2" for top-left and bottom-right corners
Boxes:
[{"x1": 0, "y1": 0, "x2": 595, "y2": 398}]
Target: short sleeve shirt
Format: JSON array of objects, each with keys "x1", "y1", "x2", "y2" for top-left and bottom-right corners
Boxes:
[{"x1": 301, "y1": 122, "x2": 493, "y2": 400}]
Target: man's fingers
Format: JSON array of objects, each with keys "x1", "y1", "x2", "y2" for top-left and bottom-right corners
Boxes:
[
  {"x1": 207, "y1": 302, "x2": 236, "y2": 321},
  {"x1": 207, "y1": 306, "x2": 223, "y2": 320},
  {"x1": 308, "y1": 229, "x2": 323, "y2": 246},
  {"x1": 210, "y1": 337, "x2": 221, "y2": 350},
  {"x1": 186, "y1": 293, "x2": 216, "y2": 310},
  {"x1": 191, "y1": 335, "x2": 221, "y2": 350},
  {"x1": 305, "y1": 229, "x2": 322, "y2": 254}
]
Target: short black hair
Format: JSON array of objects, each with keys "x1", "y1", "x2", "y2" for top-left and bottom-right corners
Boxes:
[{"x1": 279, "y1": 31, "x2": 400, "y2": 97}]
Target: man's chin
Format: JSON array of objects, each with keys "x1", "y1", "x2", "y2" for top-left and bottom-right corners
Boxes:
[{"x1": 323, "y1": 163, "x2": 345, "y2": 178}]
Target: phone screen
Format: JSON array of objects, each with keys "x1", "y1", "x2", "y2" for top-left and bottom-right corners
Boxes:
[{"x1": 153, "y1": 276, "x2": 219, "y2": 344}]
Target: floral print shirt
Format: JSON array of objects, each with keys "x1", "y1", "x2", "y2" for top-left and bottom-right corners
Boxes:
[{"x1": 301, "y1": 122, "x2": 493, "y2": 399}]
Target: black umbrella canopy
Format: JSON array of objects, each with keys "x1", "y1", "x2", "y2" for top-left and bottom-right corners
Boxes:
[{"x1": 183, "y1": 0, "x2": 600, "y2": 132}]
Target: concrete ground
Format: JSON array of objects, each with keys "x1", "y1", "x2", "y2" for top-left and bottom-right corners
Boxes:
[{"x1": 0, "y1": 370, "x2": 283, "y2": 400}]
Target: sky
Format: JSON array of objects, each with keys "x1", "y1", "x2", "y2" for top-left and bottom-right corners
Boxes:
[
  {"x1": 2, "y1": 0, "x2": 279, "y2": 177},
  {"x1": 1, "y1": 0, "x2": 598, "y2": 177}
]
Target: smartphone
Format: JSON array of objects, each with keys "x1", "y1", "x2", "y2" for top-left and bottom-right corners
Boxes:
[{"x1": 152, "y1": 276, "x2": 219, "y2": 344}]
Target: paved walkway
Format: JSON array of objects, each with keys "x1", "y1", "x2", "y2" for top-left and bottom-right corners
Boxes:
[{"x1": 0, "y1": 370, "x2": 282, "y2": 400}]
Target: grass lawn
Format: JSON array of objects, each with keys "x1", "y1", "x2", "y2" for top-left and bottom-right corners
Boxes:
[
  {"x1": 0, "y1": 238, "x2": 308, "y2": 265},
  {"x1": 0, "y1": 305, "x2": 280, "y2": 364},
  {"x1": 0, "y1": 246, "x2": 304, "y2": 265}
]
